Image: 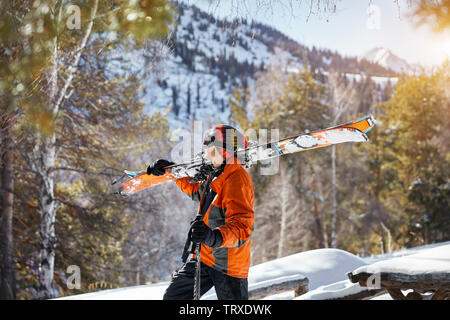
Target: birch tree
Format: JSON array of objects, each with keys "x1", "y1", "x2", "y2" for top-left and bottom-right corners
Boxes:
[
  {"x1": 274, "y1": 161, "x2": 301, "y2": 258},
  {"x1": 1, "y1": 0, "x2": 174, "y2": 299},
  {"x1": 327, "y1": 71, "x2": 358, "y2": 248}
]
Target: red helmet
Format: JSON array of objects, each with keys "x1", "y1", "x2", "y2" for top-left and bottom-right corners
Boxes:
[{"x1": 203, "y1": 125, "x2": 248, "y2": 160}]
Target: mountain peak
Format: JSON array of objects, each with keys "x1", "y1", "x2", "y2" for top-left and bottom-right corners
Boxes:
[{"x1": 360, "y1": 47, "x2": 409, "y2": 73}]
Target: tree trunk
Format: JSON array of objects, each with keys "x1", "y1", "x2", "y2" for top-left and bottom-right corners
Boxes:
[
  {"x1": 309, "y1": 153, "x2": 325, "y2": 248},
  {"x1": 0, "y1": 116, "x2": 16, "y2": 300},
  {"x1": 277, "y1": 167, "x2": 288, "y2": 258},
  {"x1": 34, "y1": 0, "x2": 98, "y2": 299},
  {"x1": 380, "y1": 222, "x2": 392, "y2": 253},
  {"x1": 330, "y1": 144, "x2": 337, "y2": 248},
  {"x1": 36, "y1": 22, "x2": 59, "y2": 299},
  {"x1": 36, "y1": 133, "x2": 57, "y2": 299}
]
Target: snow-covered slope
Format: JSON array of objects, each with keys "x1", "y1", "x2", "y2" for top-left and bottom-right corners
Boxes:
[
  {"x1": 360, "y1": 47, "x2": 409, "y2": 73},
  {"x1": 109, "y1": 3, "x2": 397, "y2": 132},
  {"x1": 134, "y1": 4, "x2": 303, "y2": 130}
]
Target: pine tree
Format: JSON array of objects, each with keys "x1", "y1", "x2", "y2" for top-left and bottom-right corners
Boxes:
[
  {"x1": 412, "y1": 0, "x2": 450, "y2": 32},
  {"x1": 361, "y1": 63, "x2": 450, "y2": 250},
  {"x1": 229, "y1": 87, "x2": 250, "y2": 130}
]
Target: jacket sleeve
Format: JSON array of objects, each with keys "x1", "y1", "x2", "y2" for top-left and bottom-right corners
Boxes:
[
  {"x1": 218, "y1": 171, "x2": 254, "y2": 248},
  {"x1": 174, "y1": 177, "x2": 204, "y2": 202}
]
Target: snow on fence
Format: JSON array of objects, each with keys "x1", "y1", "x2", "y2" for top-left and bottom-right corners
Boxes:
[
  {"x1": 248, "y1": 274, "x2": 308, "y2": 300},
  {"x1": 295, "y1": 279, "x2": 385, "y2": 300},
  {"x1": 348, "y1": 244, "x2": 450, "y2": 300}
]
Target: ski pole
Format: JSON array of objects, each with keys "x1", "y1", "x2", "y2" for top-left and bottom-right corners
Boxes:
[
  {"x1": 192, "y1": 215, "x2": 202, "y2": 300},
  {"x1": 193, "y1": 242, "x2": 201, "y2": 300}
]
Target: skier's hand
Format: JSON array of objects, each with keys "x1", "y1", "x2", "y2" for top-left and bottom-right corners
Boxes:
[
  {"x1": 147, "y1": 159, "x2": 174, "y2": 176},
  {"x1": 190, "y1": 220, "x2": 223, "y2": 248}
]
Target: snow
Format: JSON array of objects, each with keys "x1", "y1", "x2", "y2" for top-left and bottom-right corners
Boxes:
[
  {"x1": 361, "y1": 240, "x2": 450, "y2": 264},
  {"x1": 249, "y1": 249, "x2": 366, "y2": 291},
  {"x1": 248, "y1": 274, "x2": 306, "y2": 293},
  {"x1": 56, "y1": 248, "x2": 366, "y2": 300},
  {"x1": 108, "y1": 5, "x2": 400, "y2": 134},
  {"x1": 201, "y1": 248, "x2": 367, "y2": 300},
  {"x1": 57, "y1": 281, "x2": 169, "y2": 300},
  {"x1": 133, "y1": 5, "x2": 288, "y2": 131},
  {"x1": 55, "y1": 242, "x2": 450, "y2": 300},
  {"x1": 352, "y1": 243, "x2": 450, "y2": 277},
  {"x1": 371, "y1": 75, "x2": 398, "y2": 87},
  {"x1": 294, "y1": 279, "x2": 365, "y2": 300},
  {"x1": 202, "y1": 273, "x2": 308, "y2": 300}
]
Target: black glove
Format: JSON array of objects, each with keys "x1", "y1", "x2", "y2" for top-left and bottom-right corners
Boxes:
[
  {"x1": 190, "y1": 220, "x2": 223, "y2": 248},
  {"x1": 147, "y1": 159, "x2": 174, "y2": 176}
]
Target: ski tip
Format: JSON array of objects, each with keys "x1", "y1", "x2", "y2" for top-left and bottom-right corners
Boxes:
[
  {"x1": 111, "y1": 173, "x2": 127, "y2": 185},
  {"x1": 112, "y1": 190, "x2": 129, "y2": 197},
  {"x1": 364, "y1": 115, "x2": 376, "y2": 133},
  {"x1": 363, "y1": 132, "x2": 369, "y2": 142}
]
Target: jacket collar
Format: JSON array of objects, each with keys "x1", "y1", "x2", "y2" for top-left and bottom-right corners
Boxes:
[{"x1": 210, "y1": 162, "x2": 242, "y2": 193}]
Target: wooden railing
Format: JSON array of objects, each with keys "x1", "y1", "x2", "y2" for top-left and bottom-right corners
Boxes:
[{"x1": 248, "y1": 274, "x2": 309, "y2": 300}]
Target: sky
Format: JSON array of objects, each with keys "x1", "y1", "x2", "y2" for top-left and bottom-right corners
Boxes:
[{"x1": 187, "y1": 0, "x2": 450, "y2": 67}]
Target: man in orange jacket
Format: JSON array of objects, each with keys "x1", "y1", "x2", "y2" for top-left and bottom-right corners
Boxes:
[{"x1": 148, "y1": 125, "x2": 254, "y2": 300}]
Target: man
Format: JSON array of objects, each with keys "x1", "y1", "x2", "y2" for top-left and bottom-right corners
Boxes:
[{"x1": 147, "y1": 125, "x2": 254, "y2": 300}]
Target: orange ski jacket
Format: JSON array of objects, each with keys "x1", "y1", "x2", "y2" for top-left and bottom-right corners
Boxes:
[{"x1": 175, "y1": 163, "x2": 255, "y2": 278}]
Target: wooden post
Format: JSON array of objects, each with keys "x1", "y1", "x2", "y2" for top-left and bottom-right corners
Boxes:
[
  {"x1": 294, "y1": 284, "x2": 308, "y2": 297},
  {"x1": 431, "y1": 288, "x2": 449, "y2": 300},
  {"x1": 386, "y1": 288, "x2": 407, "y2": 300},
  {"x1": 248, "y1": 276, "x2": 309, "y2": 300}
]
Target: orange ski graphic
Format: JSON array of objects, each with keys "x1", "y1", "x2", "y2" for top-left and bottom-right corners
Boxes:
[{"x1": 118, "y1": 172, "x2": 173, "y2": 196}]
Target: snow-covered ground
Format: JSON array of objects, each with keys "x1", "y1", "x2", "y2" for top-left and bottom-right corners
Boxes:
[
  {"x1": 202, "y1": 248, "x2": 367, "y2": 300},
  {"x1": 56, "y1": 241, "x2": 450, "y2": 300}
]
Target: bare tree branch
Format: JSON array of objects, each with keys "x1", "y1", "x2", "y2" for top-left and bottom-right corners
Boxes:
[{"x1": 53, "y1": 0, "x2": 99, "y2": 119}]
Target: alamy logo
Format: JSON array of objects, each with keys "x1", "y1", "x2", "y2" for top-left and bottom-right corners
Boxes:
[
  {"x1": 66, "y1": 265, "x2": 81, "y2": 289},
  {"x1": 366, "y1": 4, "x2": 381, "y2": 30},
  {"x1": 366, "y1": 271, "x2": 381, "y2": 289},
  {"x1": 66, "y1": 5, "x2": 81, "y2": 30}
]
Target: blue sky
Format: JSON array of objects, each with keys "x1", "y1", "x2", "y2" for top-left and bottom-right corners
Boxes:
[{"x1": 188, "y1": 0, "x2": 450, "y2": 67}]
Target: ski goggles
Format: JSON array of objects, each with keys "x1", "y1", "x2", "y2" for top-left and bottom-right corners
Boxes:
[{"x1": 203, "y1": 129, "x2": 217, "y2": 147}]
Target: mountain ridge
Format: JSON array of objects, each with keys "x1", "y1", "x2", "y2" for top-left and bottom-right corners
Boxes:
[{"x1": 108, "y1": 2, "x2": 398, "y2": 131}]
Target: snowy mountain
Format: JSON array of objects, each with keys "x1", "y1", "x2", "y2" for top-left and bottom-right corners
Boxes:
[
  {"x1": 360, "y1": 47, "x2": 410, "y2": 73},
  {"x1": 109, "y1": 3, "x2": 397, "y2": 132}
]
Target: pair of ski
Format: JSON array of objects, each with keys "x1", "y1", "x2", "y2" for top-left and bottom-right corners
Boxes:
[{"x1": 113, "y1": 115, "x2": 375, "y2": 196}]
